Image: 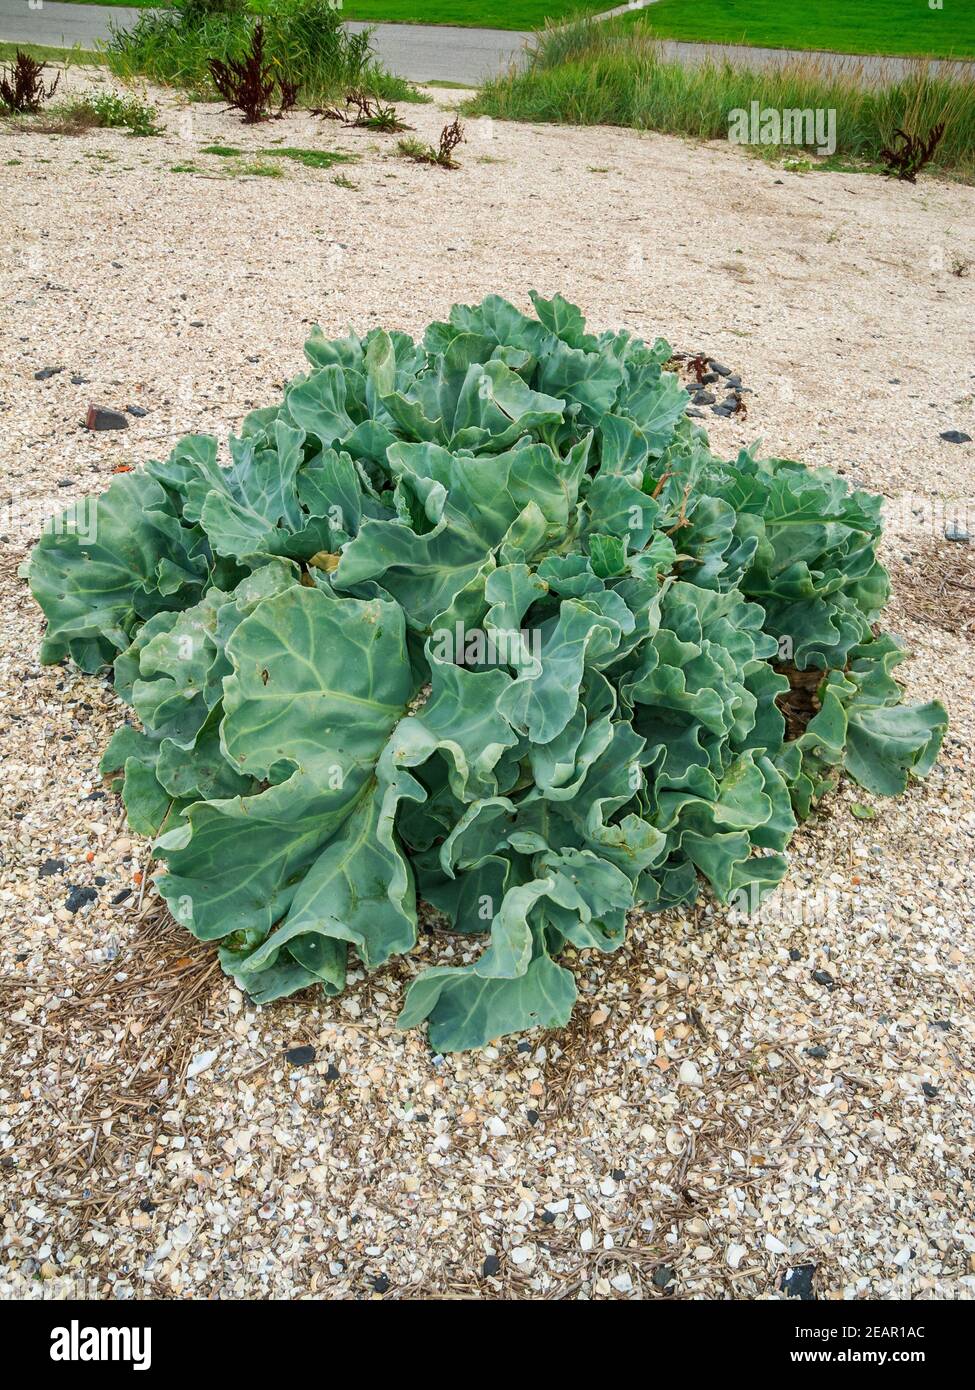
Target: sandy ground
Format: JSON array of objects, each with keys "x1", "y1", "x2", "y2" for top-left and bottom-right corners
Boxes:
[{"x1": 1, "y1": 69, "x2": 975, "y2": 1301}]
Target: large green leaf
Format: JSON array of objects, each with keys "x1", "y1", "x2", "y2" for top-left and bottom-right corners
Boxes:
[{"x1": 26, "y1": 292, "x2": 947, "y2": 1052}]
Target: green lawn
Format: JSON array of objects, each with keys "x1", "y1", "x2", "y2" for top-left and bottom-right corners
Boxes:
[
  {"x1": 341, "y1": 0, "x2": 599, "y2": 26},
  {"x1": 629, "y1": 0, "x2": 975, "y2": 61},
  {"x1": 50, "y1": 0, "x2": 605, "y2": 27},
  {"x1": 31, "y1": 0, "x2": 975, "y2": 52}
]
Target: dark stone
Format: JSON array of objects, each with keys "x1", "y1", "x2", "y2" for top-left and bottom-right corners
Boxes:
[
  {"x1": 693, "y1": 391, "x2": 716, "y2": 405},
  {"x1": 921, "y1": 1082, "x2": 939, "y2": 1099},
  {"x1": 932, "y1": 1019, "x2": 952, "y2": 1031},
  {"x1": 611, "y1": 1168, "x2": 626, "y2": 1182},
  {"x1": 940, "y1": 430, "x2": 971, "y2": 444},
  {"x1": 189, "y1": 320, "x2": 205, "y2": 328},
  {"x1": 138, "y1": 1198, "x2": 156, "y2": 1214},
  {"x1": 482, "y1": 1255, "x2": 501, "y2": 1277},
  {"x1": 56, "y1": 479, "x2": 74, "y2": 488},
  {"x1": 541, "y1": 1209, "x2": 557, "y2": 1224},
  {"x1": 652, "y1": 1265, "x2": 675, "y2": 1288},
  {"x1": 700, "y1": 371, "x2": 718, "y2": 384},
  {"x1": 39, "y1": 857, "x2": 66, "y2": 876},
  {"x1": 112, "y1": 888, "x2": 132, "y2": 905},
  {"x1": 85, "y1": 404, "x2": 129, "y2": 432},
  {"x1": 125, "y1": 404, "x2": 149, "y2": 417},
  {"x1": 782, "y1": 1263, "x2": 816, "y2": 1300},
  {"x1": 811, "y1": 969, "x2": 835, "y2": 989},
  {"x1": 686, "y1": 407, "x2": 706, "y2": 418},
  {"x1": 324, "y1": 1063, "x2": 340, "y2": 1080},
  {"x1": 805, "y1": 1045, "x2": 829, "y2": 1059},
  {"x1": 371, "y1": 1275, "x2": 390, "y2": 1294},
  {"x1": 34, "y1": 366, "x2": 63, "y2": 380},
  {"x1": 789, "y1": 948, "x2": 802, "y2": 961},
  {"x1": 725, "y1": 375, "x2": 742, "y2": 388},
  {"x1": 710, "y1": 361, "x2": 732, "y2": 376},
  {"x1": 944, "y1": 522, "x2": 970, "y2": 543},
  {"x1": 526, "y1": 1109, "x2": 539, "y2": 1125},
  {"x1": 65, "y1": 885, "x2": 98, "y2": 913},
  {"x1": 712, "y1": 404, "x2": 734, "y2": 417},
  {"x1": 285, "y1": 1045, "x2": 316, "y2": 1066},
  {"x1": 517, "y1": 1041, "x2": 531, "y2": 1053}
]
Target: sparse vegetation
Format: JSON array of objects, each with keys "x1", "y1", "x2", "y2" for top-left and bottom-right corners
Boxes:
[
  {"x1": 397, "y1": 117, "x2": 465, "y2": 169},
  {"x1": 19, "y1": 90, "x2": 162, "y2": 137},
  {"x1": 258, "y1": 145, "x2": 357, "y2": 169},
  {"x1": 236, "y1": 157, "x2": 285, "y2": 176},
  {"x1": 316, "y1": 88, "x2": 410, "y2": 133}
]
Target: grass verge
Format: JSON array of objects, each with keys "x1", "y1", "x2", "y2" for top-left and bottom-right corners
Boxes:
[
  {"x1": 0, "y1": 42, "x2": 105, "y2": 68},
  {"x1": 469, "y1": 21, "x2": 975, "y2": 180}
]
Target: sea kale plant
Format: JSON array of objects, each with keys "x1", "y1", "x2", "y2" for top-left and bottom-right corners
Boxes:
[{"x1": 27, "y1": 295, "x2": 947, "y2": 1051}]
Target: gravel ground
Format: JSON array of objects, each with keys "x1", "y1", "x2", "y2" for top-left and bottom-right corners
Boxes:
[{"x1": 2, "y1": 69, "x2": 974, "y2": 1302}]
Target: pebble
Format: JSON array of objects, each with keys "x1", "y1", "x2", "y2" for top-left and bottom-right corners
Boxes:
[
  {"x1": 64, "y1": 885, "x2": 97, "y2": 913},
  {"x1": 85, "y1": 404, "x2": 129, "y2": 431},
  {"x1": 781, "y1": 1264, "x2": 816, "y2": 1299},
  {"x1": 940, "y1": 430, "x2": 971, "y2": 444},
  {"x1": 2, "y1": 81, "x2": 972, "y2": 1307}
]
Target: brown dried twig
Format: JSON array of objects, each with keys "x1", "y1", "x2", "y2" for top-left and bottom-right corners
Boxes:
[{"x1": 315, "y1": 88, "x2": 409, "y2": 133}]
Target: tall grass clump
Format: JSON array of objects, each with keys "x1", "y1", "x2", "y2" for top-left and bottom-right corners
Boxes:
[
  {"x1": 104, "y1": 0, "x2": 417, "y2": 105},
  {"x1": 468, "y1": 19, "x2": 975, "y2": 179}
]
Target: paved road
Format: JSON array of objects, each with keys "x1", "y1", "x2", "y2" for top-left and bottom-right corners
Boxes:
[
  {"x1": 0, "y1": 0, "x2": 531, "y2": 83},
  {"x1": 1, "y1": 0, "x2": 971, "y2": 85}
]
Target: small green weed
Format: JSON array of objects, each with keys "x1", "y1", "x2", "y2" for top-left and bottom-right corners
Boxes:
[{"x1": 257, "y1": 145, "x2": 356, "y2": 169}]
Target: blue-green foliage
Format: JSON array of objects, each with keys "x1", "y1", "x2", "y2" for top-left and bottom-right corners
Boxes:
[{"x1": 26, "y1": 294, "x2": 947, "y2": 1050}]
